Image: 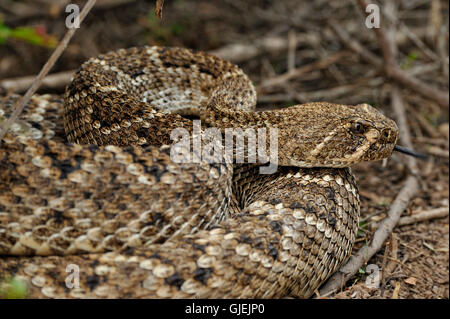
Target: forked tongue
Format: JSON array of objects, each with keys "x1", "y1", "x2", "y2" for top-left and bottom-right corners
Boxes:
[{"x1": 394, "y1": 145, "x2": 428, "y2": 160}]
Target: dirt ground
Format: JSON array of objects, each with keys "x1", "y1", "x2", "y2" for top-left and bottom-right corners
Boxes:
[{"x1": 0, "y1": 0, "x2": 448, "y2": 299}]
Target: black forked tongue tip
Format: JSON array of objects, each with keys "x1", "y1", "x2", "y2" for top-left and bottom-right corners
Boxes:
[{"x1": 394, "y1": 145, "x2": 429, "y2": 160}]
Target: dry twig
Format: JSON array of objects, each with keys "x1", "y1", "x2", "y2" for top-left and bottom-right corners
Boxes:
[
  {"x1": 0, "y1": 70, "x2": 75, "y2": 94},
  {"x1": 210, "y1": 34, "x2": 316, "y2": 64},
  {"x1": 398, "y1": 207, "x2": 449, "y2": 226}
]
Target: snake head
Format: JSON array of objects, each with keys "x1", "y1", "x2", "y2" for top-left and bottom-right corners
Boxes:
[
  {"x1": 278, "y1": 102, "x2": 398, "y2": 167},
  {"x1": 339, "y1": 103, "x2": 398, "y2": 164}
]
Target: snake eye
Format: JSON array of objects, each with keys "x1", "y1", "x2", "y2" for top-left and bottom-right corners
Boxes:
[{"x1": 351, "y1": 122, "x2": 364, "y2": 133}]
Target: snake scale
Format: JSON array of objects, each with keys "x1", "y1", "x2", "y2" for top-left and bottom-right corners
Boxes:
[{"x1": 0, "y1": 46, "x2": 398, "y2": 298}]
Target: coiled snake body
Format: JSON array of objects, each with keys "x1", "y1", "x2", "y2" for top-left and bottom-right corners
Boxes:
[{"x1": 0, "y1": 46, "x2": 398, "y2": 298}]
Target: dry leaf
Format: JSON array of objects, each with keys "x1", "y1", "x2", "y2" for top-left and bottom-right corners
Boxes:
[{"x1": 404, "y1": 277, "x2": 417, "y2": 285}]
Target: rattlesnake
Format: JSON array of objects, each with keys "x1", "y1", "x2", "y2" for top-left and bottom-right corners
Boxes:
[{"x1": 0, "y1": 46, "x2": 398, "y2": 298}]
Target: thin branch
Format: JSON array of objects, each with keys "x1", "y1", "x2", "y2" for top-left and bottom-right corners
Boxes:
[
  {"x1": 0, "y1": 70, "x2": 75, "y2": 94},
  {"x1": 398, "y1": 207, "x2": 449, "y2": 226},
  {"x1": 0, "y1": 0, "x2": 97, "y2": 142},
  {"x1": 426, "y1": 146, "x2": 449, "y2": 158},
  {"x1": 210, "y1": 34, "x2": 316, "y2": 64}
]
